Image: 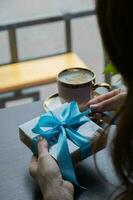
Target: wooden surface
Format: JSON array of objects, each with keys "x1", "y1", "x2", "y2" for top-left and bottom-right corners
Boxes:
[
  {"x1": 0, "y1": 101, "x2": 118, "y2": 200},
  {"x1": 0, "y1": 53, "x2": 88, "y2": 93}
]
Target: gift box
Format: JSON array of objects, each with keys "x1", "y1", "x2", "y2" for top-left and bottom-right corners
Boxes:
[{"x1": 19, "y1": 101, "x2": 105, "y2": 186}]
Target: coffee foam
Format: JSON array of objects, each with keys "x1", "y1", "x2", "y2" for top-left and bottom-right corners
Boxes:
[{"x1": 59, "y1": 69, "x2": 93, "y2": 84}]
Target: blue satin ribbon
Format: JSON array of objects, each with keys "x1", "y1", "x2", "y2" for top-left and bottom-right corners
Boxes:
[{"x1": 32, "y1": 101, "x2": 92, "y2": 186}]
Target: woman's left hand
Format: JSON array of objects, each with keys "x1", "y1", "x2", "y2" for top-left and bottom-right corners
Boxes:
[{"x1": 87, "y1": 88, "x2": 126, "y2": 112}]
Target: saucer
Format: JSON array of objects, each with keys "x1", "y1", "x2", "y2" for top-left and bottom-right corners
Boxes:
[
  {"x1": 43, "y1": 84, "x2": 110, "y2": 112},
  {"x1": 43, "y1": 93, "x2": 89, "y2": 112},
  {"x1": 43, "y1": 93, "x2": 63, "y2": 111}
]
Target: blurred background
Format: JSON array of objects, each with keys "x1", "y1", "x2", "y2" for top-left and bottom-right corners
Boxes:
[{"x1": 0, "y1": 0, "x2": 106, "y2": 108}]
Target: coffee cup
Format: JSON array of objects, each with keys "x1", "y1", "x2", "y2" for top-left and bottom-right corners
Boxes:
[{"x1": 57, "y1": 68, "x2": 111, "y2": 111}]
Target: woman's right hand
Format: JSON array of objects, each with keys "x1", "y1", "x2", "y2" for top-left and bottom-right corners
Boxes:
[
  {"x1": 87, "y1": 88, "x2": 126, "y2": 112},
  {"x1": 29, "y1": 139, "x2": 74, "y2": 200}
]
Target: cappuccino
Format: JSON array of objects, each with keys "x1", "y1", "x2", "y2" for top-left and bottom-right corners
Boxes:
[{"x1": 58, "y1": 68, "x2": 94, "y2": 85}]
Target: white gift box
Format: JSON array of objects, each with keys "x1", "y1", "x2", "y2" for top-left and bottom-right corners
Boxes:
[{"x1": 19, "y1": 103, "x2": 105, "y2": 165}]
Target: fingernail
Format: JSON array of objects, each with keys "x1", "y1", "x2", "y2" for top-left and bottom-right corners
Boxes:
[
  {"x1": 36, "y1": 135, "x2": 44, "y2": 143},
  {"x1": 90, "y1": 104, "x2": 98, "y2": 111}
]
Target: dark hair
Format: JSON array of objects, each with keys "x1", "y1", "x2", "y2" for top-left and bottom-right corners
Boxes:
[{"x1": 96, "y1": 0, "x2": 133, "y2": 199}]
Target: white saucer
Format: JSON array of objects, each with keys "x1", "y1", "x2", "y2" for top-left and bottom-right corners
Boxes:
[
  {"x1": 43, "y1": 93, "x2": 63, "y2": 112},
  {"x1": 43, "y1": 84, "x2": 111, "y2": 112},
  {"x1": 43, "y1": 93, "x2": 89, "y2": 112}
]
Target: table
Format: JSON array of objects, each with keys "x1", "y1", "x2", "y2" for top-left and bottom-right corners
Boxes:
[{"x1": 0, "y1": 101, "x2": 119, "y2": 200}]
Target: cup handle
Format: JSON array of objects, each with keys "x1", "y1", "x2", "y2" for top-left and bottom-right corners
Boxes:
[
  {"x1": 92, "y1": 82, "x2": 112, "y2": 97},
  {"x1": 93, "y1": 82, "x2": 112, "y2": 91}
]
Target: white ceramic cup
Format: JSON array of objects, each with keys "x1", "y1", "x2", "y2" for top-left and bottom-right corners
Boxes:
[
  {"x1": 57, "y1": 68, "x2": 92, "y2": 110},
  {"x1": 57, "y1": 68, "x2": 111, "y2": 111}
]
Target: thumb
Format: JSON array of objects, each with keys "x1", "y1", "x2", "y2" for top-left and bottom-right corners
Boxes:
[{"x1": 37, "y1": 138, "x2": 49, "y2": 157}]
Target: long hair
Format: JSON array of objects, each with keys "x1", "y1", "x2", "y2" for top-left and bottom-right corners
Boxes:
[{"x1": 96, "y1": 0, "x2": 133, "y2": 199}]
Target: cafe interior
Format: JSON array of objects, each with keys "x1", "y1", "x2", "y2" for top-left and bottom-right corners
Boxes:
[{"x1": 0, "y1": 1, "x2": 125, "y2": 200}]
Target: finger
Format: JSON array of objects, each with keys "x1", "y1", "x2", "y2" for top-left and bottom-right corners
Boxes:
[
  {"x1": 37, "y1": 139, "x2": 49, "y2": 157},
  {"x1": 90, "y1": 94, "x2": 122, "y2": 112},
  {"x1": 88, "y1": 89, "x2": 121, "y2": 106},
  {"x1": 94, "y1": 112, "x2": 103, "y2": 119},
  {"x1": 94, "y1": 112, "x2": 113, "y2": 123},
  {"x1": 29, "y1": 155, "x2": 38, "y2": 176}
]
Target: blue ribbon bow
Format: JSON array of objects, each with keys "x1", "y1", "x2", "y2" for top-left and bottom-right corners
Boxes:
[{"x1": 32, "y1": 101, "x2": 92, "y2": 186}]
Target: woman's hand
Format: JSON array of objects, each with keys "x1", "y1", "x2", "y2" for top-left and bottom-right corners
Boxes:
[
  {"x1": 29, "y1": 138, "x2": 74, "y2": 200},
  {"x1": 88, "y1": 88, "x2": 126, "y2": 112}
]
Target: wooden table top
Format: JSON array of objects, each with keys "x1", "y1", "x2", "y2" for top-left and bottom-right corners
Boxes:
[{"x1": 0, "y1": 53, "x2": 88, "y2": 93}]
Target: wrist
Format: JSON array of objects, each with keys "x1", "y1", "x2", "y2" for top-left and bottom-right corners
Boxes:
[
  {"x1": 42, "y1": 185, "x2": 73, "y2": 200},
  {"x1": 41, "y1": 180, "x2": 73, "y2": 200}
]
